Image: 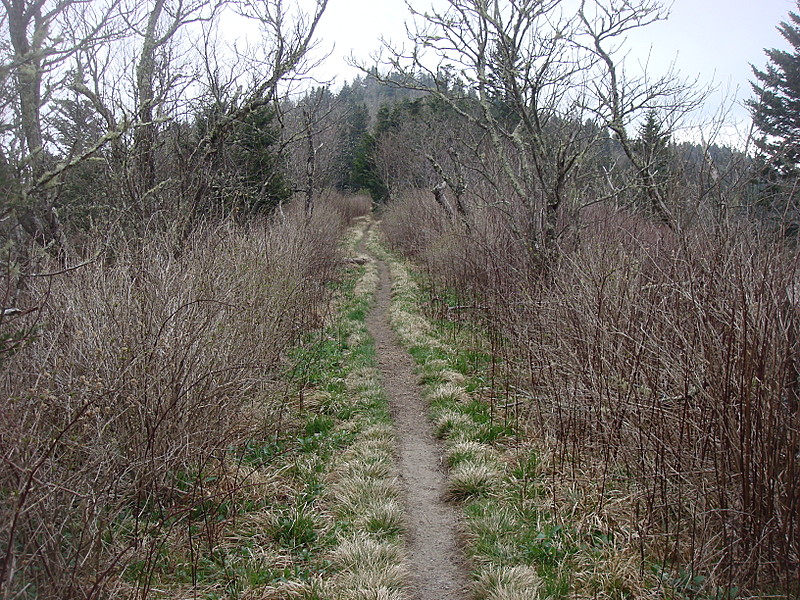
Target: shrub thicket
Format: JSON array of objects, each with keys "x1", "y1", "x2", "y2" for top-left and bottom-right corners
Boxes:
[
  {"x1": 382, "y1": 190, "x2": 800, "y2": 595},
  {"x1": 0, "y1": 197, "x2": 369, "y2": 599}
]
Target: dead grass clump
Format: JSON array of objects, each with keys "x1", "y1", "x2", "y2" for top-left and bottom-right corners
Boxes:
[
  {"x1": 321, "y1": 535, "x2": 407, "y2": 598},
  {"x1": 428, "y1": 381, "x2": 469, "y2": 405},
  {"x1": 447, "y1": 461, "x2": 503, "y2": 500},
  {"x1": 473, "y1": 565, "x2": 542, "y2": 600},
  {"x1": 434, "y1": 409, "x2": 476, "y2": 439},
  {"x1": 446, "y1": 440, "x2": 495, "y2": 467}
]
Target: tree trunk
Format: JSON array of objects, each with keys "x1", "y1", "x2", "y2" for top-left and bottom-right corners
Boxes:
[
  {"x1": 135, "y1": 0, "x2": 166, "y2": 197},
  {"x1": 304, "y1": 108, "x2": 317, "y2": 218},
  {"x1": 7, "y1": 1, "x2": 63, "y2": 249},
  {"x1": 431, "y1": 181, "x2": 455, "y2": 220}
]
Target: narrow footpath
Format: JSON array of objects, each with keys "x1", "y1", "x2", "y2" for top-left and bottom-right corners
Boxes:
[{"x1": 361, "y1": 227, "x2": 470, "y2": 600}]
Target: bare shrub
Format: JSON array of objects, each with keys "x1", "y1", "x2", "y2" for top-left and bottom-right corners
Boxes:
[
  {"x1": 382, "y1": 193, "x2": 800, "y2": 595},
  {"x1": 324, "y1": 191, "x2": 373, "y2": 224},
  {"x1": 531, "y1": 208, "x2": 800, "y2": 592},
  {"x1": 0, "y1": 206, "x2": 345, "y2": 599},
  {"x1": 380, "y1": 190, "x2": 452, "y2": 259}
]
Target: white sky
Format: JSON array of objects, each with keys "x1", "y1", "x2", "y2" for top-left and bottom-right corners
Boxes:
[{"x1": 300, "y1": 0, "x2": 796, "y2": 138}]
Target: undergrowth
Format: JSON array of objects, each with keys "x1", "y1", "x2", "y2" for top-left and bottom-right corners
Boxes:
[
  {"x1": 369, "y1": 224, "x2": 746, "y2": 600},
  {"x1": 138, "y1": 214, "x2": 407, "y2": 599},
  {"x1": 0, "y1": 197, "x2": 404, "y2": 599}
]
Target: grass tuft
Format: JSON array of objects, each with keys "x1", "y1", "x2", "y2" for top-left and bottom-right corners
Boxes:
[
  {"x1": 358, "y1": 498, "x2": 405, "y2": 536},
  {"x1": 474, "y1": 565, "x2": 543, "y2": 600},
  {"x1": 323, "y1": 537, "x2": 407, "y2": 598},
  {"x1": 433, "y1": 409, "x2": 476, "y2": 439},
  {"x1": 330, "y1": 535, "x2": 404, "y2": 570},
  {"x1": 448, "y1": 461, "x2": 503, "y2": 499},
  {"x1": 428, "y1": 381, "x2": 469, "y2": 404},
  {"x1": 446, "y1": 440, "x2": 495, "y2": 467}
]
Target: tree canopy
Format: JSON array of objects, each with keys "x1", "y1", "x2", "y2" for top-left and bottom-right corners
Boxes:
[{"x1": 750, "y1": 2, "x2": 800, "y2": 179}]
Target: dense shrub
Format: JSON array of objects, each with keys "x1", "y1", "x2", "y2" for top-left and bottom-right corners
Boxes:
[
  {"x1": 382, "y1": 191, "x2": 800, "y2": 595},
  {"x1": 0, "y1": 202, "x2": 346, "y2": 599}
]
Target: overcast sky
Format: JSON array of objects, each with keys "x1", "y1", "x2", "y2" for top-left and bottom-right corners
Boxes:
[{"x1": 303, "y1": 0, "x2": 797, "y2": 137}]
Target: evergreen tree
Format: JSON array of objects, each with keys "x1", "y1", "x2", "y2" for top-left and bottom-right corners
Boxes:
[
  {"x1": 749, "y1": 3, "x2": 800, "y2": 179},
  {"x1": 338, "y1": 103, "x2": 369, "y2": 190},
  {"x1": 350, "y1": 133, "x2": 389, "y2": 202},
  {"x1": 232, "y1": 105, "x2": 290, "y2": 212},
  {"x1": 635, "y1": 109, "x2": 672, "y2": 212},
  {"x1": 194, "y1": 102, "x2": 289, "y2": 215}
]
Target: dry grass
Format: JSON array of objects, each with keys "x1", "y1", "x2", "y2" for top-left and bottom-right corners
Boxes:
[
  {"x1": 367, "y1": 228, "x2": 437, "y2": 350},
  {"x1": 353, "y1": 258, "x2": 379, "y2": 312},
  {"x1": 447, "y1": 461, "x2": 503, "y2": 499},
  {"x1": 428, "y1": 381, "x2": 470, "y2": 404},
  {"x1": 434, "y1": 409, "x2": 477, "y2": 439},
  {"x1": 473, "y1": 565, "x2": 543, "y2": 600},
  {"x1": 322, "y1": 534, "x2": 408, "y2": 600},
  {"x1": 446, "y1": 440, "x2": 496, "y2": 467}
]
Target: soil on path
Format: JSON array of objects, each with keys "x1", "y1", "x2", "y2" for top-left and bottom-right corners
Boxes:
[{"x1": 361, "y1": 226, "x2": 470, "y2": 600}]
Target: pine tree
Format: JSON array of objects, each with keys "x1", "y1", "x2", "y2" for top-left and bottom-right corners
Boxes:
[
  {"x1": 749, "y1": 2, "x2": 800, "y2": 179},
  {"x1": 350, "y1": 133, "x2": 389, "y2": 202},
  {"x1": 635, "y1": 109, "x2": 672, "y2": 213},
  {"x1": 233, "y1": 105, "x2": 290, "y2": 212}
]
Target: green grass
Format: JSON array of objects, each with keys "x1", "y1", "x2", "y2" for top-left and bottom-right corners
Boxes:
[{"x1": 270, "y1": 508, "x2": 320, "y2": 549}]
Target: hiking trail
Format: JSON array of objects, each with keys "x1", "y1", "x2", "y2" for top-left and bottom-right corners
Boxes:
[{"x1": 359, "y1": 223, "x2": 470, "y2": 600}]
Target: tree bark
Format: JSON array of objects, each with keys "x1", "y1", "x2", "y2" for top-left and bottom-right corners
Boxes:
[
  {"x1": 304, "y1": 109, "x2": 316, "y2": 218},
  {"x1": 6, "y1": 0, "x2": 63, "y2": 248},
  {"x1": 134, "y1": 0, "x2": 166, "y2": 195}
]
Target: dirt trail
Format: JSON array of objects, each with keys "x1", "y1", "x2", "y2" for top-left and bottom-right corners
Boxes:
[{"x1": 360, "y1": 226, "x2": 470, "y2": 600}]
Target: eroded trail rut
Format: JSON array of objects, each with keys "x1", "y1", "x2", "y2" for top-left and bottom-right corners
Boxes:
[{"x1": 362, "y1": 235, "x2": 469, "y2": 600}]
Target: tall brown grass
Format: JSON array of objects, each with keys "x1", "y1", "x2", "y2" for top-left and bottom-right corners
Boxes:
[
  {"x1": 382, "y1": 190, "x2": 800, "y2": 596},
  {"x1": 0, "y1": 197, "x2": 363, "y2": 599}
]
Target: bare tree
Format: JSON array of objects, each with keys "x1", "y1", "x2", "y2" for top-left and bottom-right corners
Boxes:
[
  {"x1": 0, "y1": 0, "x2": 332, "y2": 256},
  {"x1": 1, "y1": 0, "x2": 119, "y2": 246},
  {"x1": 367, "y1": 0, "x2": 703, "y2": 244},
  {"x1": 132, "y1": 0, "x2": 215, "y2": 199},
  {"x1": 279, "y1": 87, "x2": 362, "y2": 216},
  {"x1": 371, "y1": 99, "x2": 469, "y2": 222},
  {"x1": 576, "y1": 0, "x2": 705, "y2": 228},
  {"x1": 174, "y1": 0, "x2": 328, "y2": 219}
]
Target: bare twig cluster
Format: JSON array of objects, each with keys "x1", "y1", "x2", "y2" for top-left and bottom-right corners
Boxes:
[
  {"x1": 383, "y1": 191, "x2": 800, "y2": 596},
  {"x1": 0, "y1": 200, "x2": 357, "y2": 599}
]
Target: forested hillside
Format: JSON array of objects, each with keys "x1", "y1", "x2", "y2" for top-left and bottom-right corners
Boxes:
[{"x1": 1, "y1": 0, "x2": 798, "y2": 598}]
